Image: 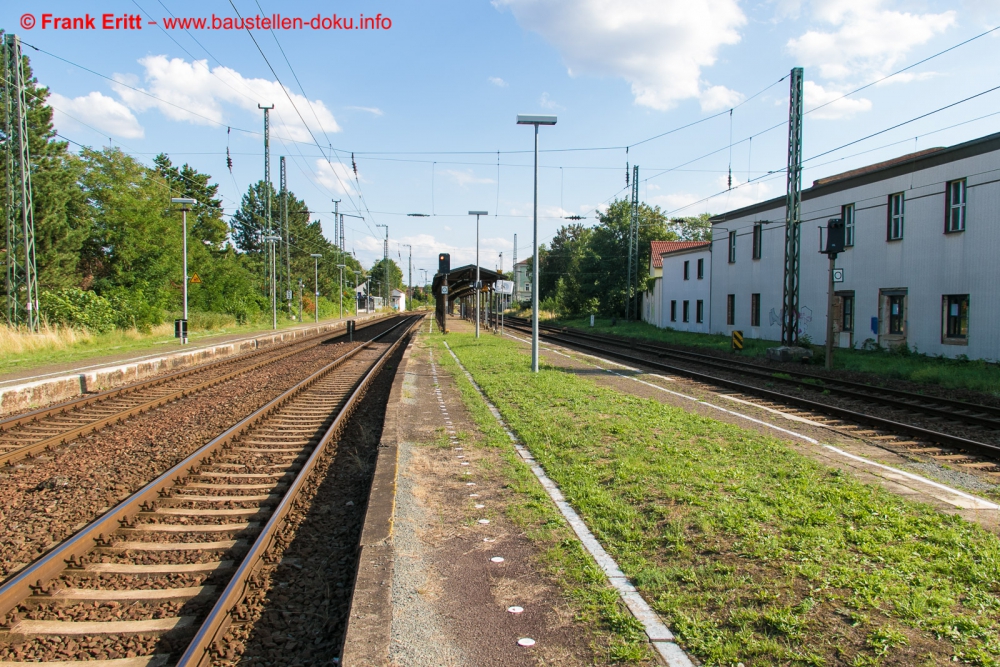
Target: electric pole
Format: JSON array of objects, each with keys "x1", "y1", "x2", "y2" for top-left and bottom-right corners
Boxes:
[
  {"x1": 3, "y1": 33, "x2": 39, "y2": 331},
  {"x1": 512, "y1": 233, "x2": 517, "y2": 298},
  {"x1": 376, "y1": 224, "x2": 388, "y2": 308},
  {"x1": 402, "y1": 244, "x2": 412, "y2": 309},
  {"x1": 780, "y1": 67, "x2": 804, "y2": 347},
  {"x1": 626, "y1": 164, "x2": 639, "y2": 320},
  {"x1": 280, "y1": 156, "x2": 292, "y2": 317},
  {"x1": 259, "y1": 104, "x2": 275, "y2": 329}
]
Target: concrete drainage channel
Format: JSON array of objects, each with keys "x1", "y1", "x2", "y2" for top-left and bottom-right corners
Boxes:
[{"x1": 442, "y1": 340, "x2": 696, "y2": 667}]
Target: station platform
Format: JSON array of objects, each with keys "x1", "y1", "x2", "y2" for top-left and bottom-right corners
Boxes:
[
  {"x1": 0, "y1": 313, "x2": 384, "y2": 417},
  {"x1": 346, "y1": 318, "x2": 609, "y2": 665}
]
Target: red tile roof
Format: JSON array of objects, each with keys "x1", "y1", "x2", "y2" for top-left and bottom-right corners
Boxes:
[{"x1": 650, "y1": 241, "x2": 710, "y2": 268}]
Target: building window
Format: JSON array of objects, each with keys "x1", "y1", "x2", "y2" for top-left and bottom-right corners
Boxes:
[
  {"x1": 697, "y1": 258, "x2": 704, "y2": 279},
  {"x1": 946, "y1": 179, "x2": 966, "y2": 233},
  {"x1": 683, "y1": 260, "x2": 690, "y2": 280},
  {"x1": 752, "y1": 223, "x2": 762, "y2": 260},
  {"x1": 842, "y1": 294, "x2": 854, "y2": 332},
  {"x1": 726, "y1": 294, "x2": 735, "y2": 326},
  {"x1": 888, "y1": 193, "x2": 904, "y2": 240},
  {"x1": 842, "y1": 204, "x2": 855, "y2": 247},
  {"x1": 888, "y1": 295, "x2": 905, "y2": 334},
  {"x1": 670, "y1": 300, "x2": 677, "y2": 322},
  {"x1": 728, "y1": 230, "x2": 737, "y2": 263},
  {"x1": 696, "y1": 300, "x2": 704, "y2": 323},
  {"x1": 682, "y1": 300, "x2": 690, "y2": 323},
  {"x1": 943, "y1": 295, "x2": 969, "y2": 342},
  {"x1": 750, "y1": 293, "x2": 760, "y2": 327}
]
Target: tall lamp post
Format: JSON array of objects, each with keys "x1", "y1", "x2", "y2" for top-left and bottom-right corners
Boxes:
[
  {"x1": 516, "y1": 114, "x2": 557, "y2": 373},
  {"x1": 353, "y1": 270, "x2": 361, "y2": 315},
  {"x1": 171, "y1": 197, "x2": 197, "y2": 344},
  {"x1": 337, "y1": 263, "x2": 346, "y2": 319},
  {"x1": 310, "y1": 253, "x2": 322, "y2": 323},
  {"x1": 469, "y1": 211, "x2": 488, "y2": 338}
]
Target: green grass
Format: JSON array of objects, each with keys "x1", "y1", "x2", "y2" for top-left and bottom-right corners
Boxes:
[
  {"x1": 554, "y1": 316, "x2": 1000, "y2": 396},
  {"x1": 428, "y1": 335, "x2": 655, "y2": 664},
  {"x1": 437, "y1": 331, "x2": 1000, "y2": 667},
  {"x1": 0, "y1": 311, "x2": 361, "y2": 378}
]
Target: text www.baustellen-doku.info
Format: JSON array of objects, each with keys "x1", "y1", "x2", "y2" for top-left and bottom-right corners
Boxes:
[{"x1": 18, "y1": 12, "x2": 392, "y2": 32}]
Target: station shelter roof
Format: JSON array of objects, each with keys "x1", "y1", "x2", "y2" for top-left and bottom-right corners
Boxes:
[{"x1": 432, "y1": 264, "x2": 504, "y2": 301}]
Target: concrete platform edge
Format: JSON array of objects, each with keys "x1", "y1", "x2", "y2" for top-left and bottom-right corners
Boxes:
[
  {"x1": 341, "y1": 325, "x2": 415, "y2": 666},
  {"x1": 0, "y1": 314, "x2": 383, "y2": 418}
]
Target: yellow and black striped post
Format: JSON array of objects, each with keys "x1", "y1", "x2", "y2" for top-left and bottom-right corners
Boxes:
[{"x1": 731, "y1": 330, "x2": 744, "y2": 352}]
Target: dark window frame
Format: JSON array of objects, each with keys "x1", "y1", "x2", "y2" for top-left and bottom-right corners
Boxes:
[
  {"x1": 682, "y1": 300, "x2": 690, "y2": 323},
  {"x1": 697, "y1": 258, "x2": 704, "y2": 279},
  {"x1": 750, "y1": 293, "x2": 760, "y2": 327},
  {"x1": 888, "y1": 295, "x2": 905, "y2": 334},
  {"x1": 842, "y1": 294, "x2": 854, "y2": 332},
  {"x1": 842, "y1": 203, "x2": 855, "y2": 247},
  {"x1": 726, "y1": 294, "x2": 735, "y2": 326},
  {"x1": 728, "y1": 230, "x2": 737, "y2": 263},
  {"x1": 945, "y1": 179, "x2": 967, "y2": 233},
  {"x1": 696, "y1": 300, "x2": 704, "y2": 323},
  {"x1": 670, "y1": 300, "x2": 677, "y2": 322},
  {"x1": 887, "y1": 192, "x2": 904, "y2": 241},
  {"x1": 751, "y1": 223, "x2": 762, "y2": 260},
  {"x1": 683, "y1": 260, "x2": 689, "y2": 280},
  {"x1": 943, "y1": 294, "x2": 969, "y2": 342}
]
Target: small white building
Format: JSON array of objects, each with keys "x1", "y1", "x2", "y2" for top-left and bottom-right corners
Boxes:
[
  {"x1": 659, "y1": 242, "x2": 712, "y2": 332},
  {"x1": 643, "y1": 241, "x2": 710, "y2": 327},
  {"x1": 710, "y1": 131, "x2": 1000, "y2": 359},
  {"x1": 512, "y1": 259, "x2": 531, "y2": 303},
  {"x1": 391, "y1": 288, "x2": 406, "y2": 311}
]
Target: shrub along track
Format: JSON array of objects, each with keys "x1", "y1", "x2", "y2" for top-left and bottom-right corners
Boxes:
[
  {"x1": 0, "y1": 315, "x2": 419, "y2": 666},
  {"x1": 503, "y1": 316, "x2": 1000, "y2": 475},
  {"x1": 0, "y1": 317, "x2": 400, "y2": 581}
]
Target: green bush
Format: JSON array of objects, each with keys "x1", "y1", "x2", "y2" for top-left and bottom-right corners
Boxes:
[
  {"x1": 40, "y1": 289, "x2": 116, "y2": 333},
  {"x1": 103, "y1": 284, "x2": 164, "y2": 332}
]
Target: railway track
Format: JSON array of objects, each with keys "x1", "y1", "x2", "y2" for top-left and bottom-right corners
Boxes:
[
  {"x1": 500, "y1": 316, "x2": 1000, "y2": 471},
  {"x1": 0, "y1": 314, "x2": 419, "y2": 666},
  {"x1": 0, "y1": 316, "x2": 390, "y2": 468}
]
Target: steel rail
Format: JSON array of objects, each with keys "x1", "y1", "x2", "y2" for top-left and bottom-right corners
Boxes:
[
  {"x1": 177, "y1": 314, "x2": 420, "y2": 666},
  {"x1": 0, "y1": 316, "x2": 394, "y2": 467},
  {"x1": 505, "y1": 316, "x2": 1000, "y2": 428},
  {"x1": 0, "y1": 315, "x2": 417, "y2": 625},
  {"x1": 502, "y1": 318, "x2": 1000, "y2": 459}
]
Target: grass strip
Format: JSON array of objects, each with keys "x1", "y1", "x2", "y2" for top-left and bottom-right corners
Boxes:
[
  {"x1": 426, "y1": 333, "x2": 656, "y2": 664},
  {"x1": 552, "y1": 316, "x2": 1000, "y2": 396},
  {"x1": 442, "y1": 330, "x2": 1000, "y2": 667}
]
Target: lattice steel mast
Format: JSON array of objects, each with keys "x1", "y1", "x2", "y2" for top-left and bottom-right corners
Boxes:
[
  {"x1": 2, "y1": 33, "x2": 39, "y2": 331},
  {"x1": 780, "y1": 67, "x2": 804, "y2": 346},
  {"x1": 280, "y1": 155, "x2": 292, "y2": 317}
]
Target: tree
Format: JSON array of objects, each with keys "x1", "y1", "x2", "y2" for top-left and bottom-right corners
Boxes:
[
  {"x1": 668, "y1": 214, "x2": 713, "y2": 241},
  {"x1": 578, "y1": 199, "x2": 670, "y2": 316},
  {"x1": 153, "y1": 154, "x2": 227, "y2": 248},
  {"x1": 0, "y1": 50, "x2": 87, "y2": 291},
  {"x1": 369, "y1": 258, "x2": 403, "y2": 298}
]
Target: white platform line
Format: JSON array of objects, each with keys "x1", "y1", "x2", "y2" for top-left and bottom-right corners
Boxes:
[{"x1": 442, "y1": 341, "x2": 694, "y2": 667}]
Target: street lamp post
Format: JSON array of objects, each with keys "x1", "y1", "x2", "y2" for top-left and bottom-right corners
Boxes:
[
  {"x1": 353, "y1": 270, "x2": 361, "y2": 315},
  {"x1": 337, "y1": 264, "x2": 346, "y2": 319},
  {"x1": 516, "y1": 114, "x2": 557, "y2": 373},
  {"x1": 171, "y1": 197, "x2": 197, "y2": 344},
  {"x1": 469, "y1": 211, "x2": 488, "y2": 338},
  {"x1": 310, "y1": 253, "x2": 322, "y2": 323}
]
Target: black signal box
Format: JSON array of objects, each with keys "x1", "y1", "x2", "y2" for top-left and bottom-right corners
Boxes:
[
  {"x1": 824, "y1": 218, "x2": 845, "y2": 256},
  {"x1": 438, "y1": 253, "x2": 450, "y2": 274}
]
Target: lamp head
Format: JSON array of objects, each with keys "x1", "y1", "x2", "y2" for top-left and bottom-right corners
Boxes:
[
  {"x1": 468, "y1": 210, "x2": 488, "y2": 216},
  {"x1": 516, "y1": 114, "x2": 557, "y2": 126},
  {"x1": 171, "y1": 197, "x2": 197, "y2": 205}
]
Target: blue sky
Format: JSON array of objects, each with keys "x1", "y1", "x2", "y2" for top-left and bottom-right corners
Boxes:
[{"x1": 3, "y1": 0, "x2": 998, "y2": 284}]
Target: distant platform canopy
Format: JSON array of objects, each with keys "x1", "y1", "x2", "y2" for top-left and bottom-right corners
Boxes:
[{"x1": 432, "y1": 264, "x2": 503, "y2": 301}]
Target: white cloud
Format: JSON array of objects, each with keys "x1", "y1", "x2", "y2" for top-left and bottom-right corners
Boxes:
[
  {"x1": 489, "y1": 76, "x2": 509, "y2": 87},
  {"x1": 346, "y1": 106, "x2": 384, "y2": 116},
  {"x1": 787, "y1": 1, "x2": 956, "y2": 81},
  {"x1": 494, "y1": 0, "x2": 746, "y2": 110},
  {"x1": 804, "y1": 80, "x2": 872, "y2": 119},
  {"x1": 314, "y1": 159, "x2": 356, "y2": 196},
  {"x1": 49, "y1": 91, "x2": 145, "y2": 139},
  {"x1": 539, "y1": 92, "x2": 562, "y2": 109},
  {"x1": 443, "y1": 169, "x2": 495, "y2": 187},
  {"x1": 700, "y1": 85, "x2": 744, "y2": 112},
  {"x1": 651, "y1": 177, "x2": 775, "y2": 214},
  {"x1": 111, "y1": 55, "x2": 340, "y2": 142}
]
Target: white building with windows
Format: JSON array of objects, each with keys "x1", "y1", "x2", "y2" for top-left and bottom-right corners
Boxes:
[
  {"x1": 708, "y1": 132, "x2": 997, "y2": 359},
  {"x1": 643, "y1": 241, "x2": 707, "y2": 327},
  {"x1": 512, "y1": 259, "x2": 532, "y2": 303},
  {"x1": 659, "y1": 242, "x2": 712, "y2": 332}
]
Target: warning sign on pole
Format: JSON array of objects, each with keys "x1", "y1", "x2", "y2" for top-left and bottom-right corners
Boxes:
[{"x1": 190, "y1": 274, "x2": 202, "y2": 284}]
